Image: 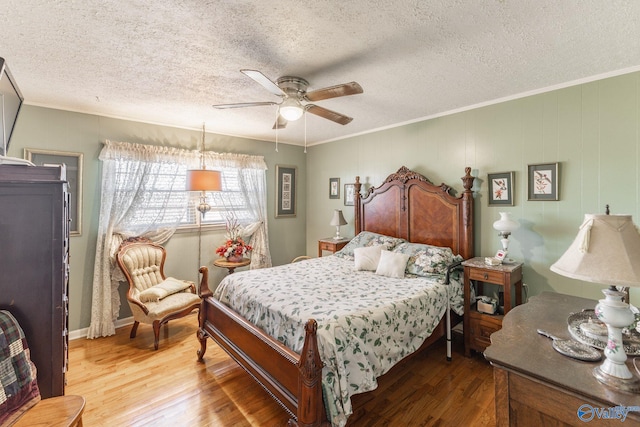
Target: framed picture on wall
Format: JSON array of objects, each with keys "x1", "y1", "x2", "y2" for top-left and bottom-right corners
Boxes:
[
  {"x1": 275, "y1": 165, "x2": 297, "y2": 218},
  {"x1": 488, "y1": 171, "x2": 515, "y2": 206},
  {"x1": 528, "y1": 162, "x2": 559, "y2": 201},
  {"x1": 344, "y1": 183, "x2": 355, "y2": 206},
  {"x1": 24, "y1": 148, "x2": 83, "y2": 236},
  {"x1": 329, "y1": 177, "x2": 340, "y2": 199}
]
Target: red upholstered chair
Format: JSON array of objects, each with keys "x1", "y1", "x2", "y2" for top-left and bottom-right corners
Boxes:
[
  {"x1": 0, "y1": 310, "x2": 85, "y2": 426},
  {"x1": 116, "y1": 238, "x2": 200, "y2": 350}
]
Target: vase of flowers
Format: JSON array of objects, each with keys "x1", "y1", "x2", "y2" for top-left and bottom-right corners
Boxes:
[{"x1": 216, "y1": 215, "x2": 252, "y2": 262}]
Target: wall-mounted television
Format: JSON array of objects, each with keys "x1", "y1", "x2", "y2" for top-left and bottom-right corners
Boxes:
[{"x1": 0, "y1": 57, "x2": 24, "y2": 157}]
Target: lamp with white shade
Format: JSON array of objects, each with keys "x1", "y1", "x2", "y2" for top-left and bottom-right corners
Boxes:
[
  {"x1": 330, "y1": 209, "x2": 347, "y2": 240},
  {"x1": 550, "y1": 212, "x2": 640, "y2": 393},
  {"x1": 493, "y1": 212, "x2": 520, "y2": 253}
]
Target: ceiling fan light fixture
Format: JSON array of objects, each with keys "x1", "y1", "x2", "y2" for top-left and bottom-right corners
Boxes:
[{"x1": 279, "y1": 97, "x2": 304, "y2": 121}]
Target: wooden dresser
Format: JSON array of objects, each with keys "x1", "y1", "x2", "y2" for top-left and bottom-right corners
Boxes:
[
  {"x1": 484, "y1": 292, "x2": 640, "y2": 426},
  {"x1": 0, "y1": 164, "x2": 70, "y2": 398}
]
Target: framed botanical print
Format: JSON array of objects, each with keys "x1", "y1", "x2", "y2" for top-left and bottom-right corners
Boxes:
[
  {"x1": 344, "y1": 183, "x2": 355, "y2": 206},
  {"x1": 24, "y1": 148, "x2": 83, "y2": 236},
  {"x1": 275, "y1": 165, "x2": 297, "y2": 217},
  {"x1": 488, "y1": 171, "x2": 515, "y2": 206},
  {"x1": 528, "y1": 162, "x2": 559, "y2": 201},
  {"x1": 329, "y1": 177, "x2": 340, "y2": 199}
]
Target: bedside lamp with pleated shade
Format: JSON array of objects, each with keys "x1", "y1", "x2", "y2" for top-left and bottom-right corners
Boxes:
[
  {"x1": 330, "y1": 209, "x2": 347, "y2": 240},
  {"x1": 551, "y1": 211, "x2": 640, "y2": 393}
]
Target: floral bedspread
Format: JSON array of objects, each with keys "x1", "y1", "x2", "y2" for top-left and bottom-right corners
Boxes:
[{"x1": 213, "y1": 255, "x2": 464, "y2": 427}]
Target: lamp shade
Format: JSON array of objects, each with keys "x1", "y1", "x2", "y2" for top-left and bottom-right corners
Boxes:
[
  {"x1": 186, "y1": 169, "x2": 222, "y2": 192},
  {"x1": 279, "y1": 98, "x2": 304, "y2": 121},
  {"x1": 330, "y1": 209, "x2": 347, "y2": 226},
  {"x1": 550, "y1": 214, "x2": 640, "y2": 287},
  {"x1": 493, "y1": 212, "x2": 520, "y2": 234}
]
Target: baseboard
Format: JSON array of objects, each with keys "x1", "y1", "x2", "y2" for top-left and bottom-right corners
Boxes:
[{"x1": 69, "y1": 316, "x2": 134, "y2": 341}]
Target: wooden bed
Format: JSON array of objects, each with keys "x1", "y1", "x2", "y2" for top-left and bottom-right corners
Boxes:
[{"x1": 196, "y1": 166, "x2": 475, "y2": 427}]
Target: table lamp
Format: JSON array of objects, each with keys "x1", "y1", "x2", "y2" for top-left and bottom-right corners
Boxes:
[
  {"x1": 493, "y1": 212, "x2": 520, "y2": 253},
  {"x1": 330, "y1": 209, "x2": 347, "y2": 240},
  {"x1": 550, "y1": 212, "x2": 640, "y2": 393}
]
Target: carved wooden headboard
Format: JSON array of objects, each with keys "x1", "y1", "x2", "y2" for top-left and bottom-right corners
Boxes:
[{"x1": 353, "y1": 166, "x2": 475, "y2": 259}]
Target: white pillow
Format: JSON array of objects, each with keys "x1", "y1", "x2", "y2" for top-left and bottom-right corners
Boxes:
[
  {"x1": 138, "y1": 277, "x2": 192, "y2": 302},
  {"x1": 375, "y1": 250, "x2": 410, "y2": 279},
  {"x1": 354, "y1": 245, "x2": 383, "y2": 271}
]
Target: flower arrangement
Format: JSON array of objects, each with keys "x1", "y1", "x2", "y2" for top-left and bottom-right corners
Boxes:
[{"x1": 215, "y1": 215, "x2": 252, "y2": 261}]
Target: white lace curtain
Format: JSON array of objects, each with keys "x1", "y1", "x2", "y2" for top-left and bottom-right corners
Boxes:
[{"x1": 87, "y1": 140, "x2": 270, "y2": 338}]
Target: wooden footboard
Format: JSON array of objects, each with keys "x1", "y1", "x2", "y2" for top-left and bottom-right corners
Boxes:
[{"x1": 197, "y1": 267, "x2": 329, "y2": 427}]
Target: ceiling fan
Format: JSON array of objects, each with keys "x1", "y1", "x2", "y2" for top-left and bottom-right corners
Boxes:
[{"x1": 213, "y1": 69, "x2": 363, "y2": 129}]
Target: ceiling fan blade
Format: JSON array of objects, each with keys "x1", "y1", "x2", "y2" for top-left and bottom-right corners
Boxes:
[
  {"x1": 212, "y1": 101, "x2": 277, "y2": 109},
  {"x1": 304, "y1": 82, "x2": 363, "y2": 102},
  {"x1": 272, "y1": 114, "x2": 288, "y2": 129},
  {"x1": 305, "y1": 104, "x2": 353, "y2": 125},
  {"x1": 241, "y1": 69, "x2": 286, "y2": 97}
]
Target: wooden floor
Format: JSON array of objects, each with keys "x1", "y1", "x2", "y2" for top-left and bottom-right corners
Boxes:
[{"x1": 66, "y1": 313, "x2": 495, "y2": 426}]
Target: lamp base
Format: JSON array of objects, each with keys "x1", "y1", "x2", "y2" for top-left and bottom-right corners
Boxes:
[
  {"x1": 592, "y1": 288, "x2": 640, "y2": 394},
  {"x1": 593, "y1": 365, "x2": 640, "y2": 393},
  {"x1": 333, "y1": 226, "x2": 342, "y2": 240}
]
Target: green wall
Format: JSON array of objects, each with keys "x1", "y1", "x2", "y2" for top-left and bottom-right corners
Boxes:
[
  {"x1": 306, "y1": 71, "x2": 640, "y2": 308},
  {"x1": 7, "y1": 69, "x2": 640, "y2": 332},
  {"x1": 8, "y1": 106, "x2": 307, "y2": 332}
]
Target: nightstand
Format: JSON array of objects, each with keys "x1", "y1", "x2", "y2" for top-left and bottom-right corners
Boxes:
[
  {"x1": 213, "y1": 258, "x2": 251, "y2": 274},
  {"x1": 462, "y1": 257, "x2": 523, "y2": 356},
  {"x1": 318, "y1": 237, "x2": 349, "y2": 257}
]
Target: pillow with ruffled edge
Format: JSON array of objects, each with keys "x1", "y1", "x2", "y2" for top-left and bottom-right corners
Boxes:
[
  {"x1": 375, "y1": 250, "x2": 410, "y2": 278},
  {"x1": 392, "y1": 242, "x2": 455, "y2": 276},
  {"x1": 354, "y1": 245, "x2": 383, "y2": 271},
  {"x1": 334, "y1": 231, "x2": 405, "y2": 259}
]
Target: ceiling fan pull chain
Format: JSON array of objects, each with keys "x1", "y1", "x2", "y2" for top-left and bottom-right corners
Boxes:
[{"x1": 304, "y1": 113, "x2": 307, "y2": 154}]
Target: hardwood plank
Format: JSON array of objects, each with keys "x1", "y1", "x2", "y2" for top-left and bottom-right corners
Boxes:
[{"x1": 66, "y1": 314, "x2": 495, "y2": 426}]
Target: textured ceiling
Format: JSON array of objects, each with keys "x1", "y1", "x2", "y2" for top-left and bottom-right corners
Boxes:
[{"x1": 2, "y1": 0, "x2": 640, "y2": 146}]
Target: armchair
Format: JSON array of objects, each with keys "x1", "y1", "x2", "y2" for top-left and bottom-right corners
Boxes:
[{"x1": 116, "y1": 238, "x2": 200, "y2": 350}]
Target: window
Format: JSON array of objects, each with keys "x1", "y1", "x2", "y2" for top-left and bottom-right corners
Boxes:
[{"x1": 99, "y1": 140, "x2": 268, "y2": 235}]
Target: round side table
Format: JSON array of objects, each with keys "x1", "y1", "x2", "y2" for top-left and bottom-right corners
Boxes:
[{"x1": 213, "y1": 258, "x2": 251, "y2": 274}]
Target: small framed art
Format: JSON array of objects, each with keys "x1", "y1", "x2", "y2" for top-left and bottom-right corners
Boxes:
[
  {"x1": 528, "y1": 162, "x2": 559, "y2": 201},
  {"x1": 275, "y1": 165, "x2": 297, "y2": 217},
  {"x1": 488, "y1": 171, "x2": 514, "y2": 206},
  {"x1": 344, "y1": 183, "x2": 355, "y2": 206},
  {"x1": 329, "y1": 177, "x2": 340, "y2": 199},
  {"x1": 24, "y1": 148, "x2": 83, "y2": 236}
]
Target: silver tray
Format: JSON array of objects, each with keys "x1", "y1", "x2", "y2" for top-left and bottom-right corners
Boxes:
[{"x1": 568, "y1": 310, "x2": 640, "y2": 356}]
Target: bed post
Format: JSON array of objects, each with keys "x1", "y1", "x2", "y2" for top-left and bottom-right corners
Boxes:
[
  {"x1": 196, "y1": 266, "x2": 212, "y2": 362},
  {"x1": 460, "y1": 167, "x2": 475, "y2": 260},
  {"x1": 354, "y1": 176, "x2": 362, "y2": 234},
  {"x1": 291, "y1": 319, "x2": 329, "y2": 427}
]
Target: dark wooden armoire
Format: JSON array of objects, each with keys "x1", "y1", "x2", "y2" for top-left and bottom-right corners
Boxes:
[{"x1": 0, "y1": 163, "x2": 70, "y2": 398}]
